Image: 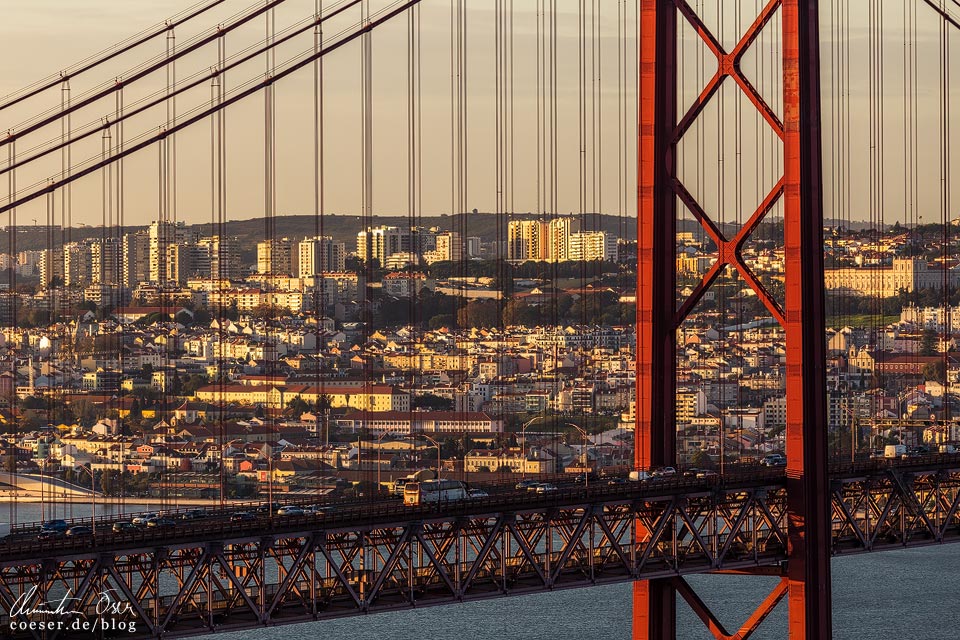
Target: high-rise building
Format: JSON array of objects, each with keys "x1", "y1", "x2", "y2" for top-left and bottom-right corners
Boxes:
[
  {"x1": 466, "y1": 236, "x2": 482, "y2": 258},
  {"x1": 167, "y1": 243, "x2": 211, "y2": 285},
  {"x1": 257, "y1": 238, "x2": 295, "y2": 275},
  {"x1": 548, "y1": 217, "x2": 576, "y2": 263},
  {"x1": 63, "y1": 241, "x2": 93, "y2": 288},
  {"x1": 17, "y1": 250, "x2": 44, "y2": 277},
  {"x1": 435, "y1": 232, "x2": 463, "y2": 262},
  {"x1": 312, "y1": 272, "x2": 362, "y2": 307},
  {"x1": 39, "y1": 249, "x2": 64, "y2": 288},
  {"x1": 507, "y1": 218, "x2": 580, "y2": 262},
  {"x1": 568, "y1": 231, "x2": 618, "y2": 262},
  {"x1": 507, "y1": 220, "x2": 546, "y2": 261},
  {"x1": 298, "y1": 236, "x2": 346, "y2": 276},
  {"x1": 91, "y1": 237, "x2": 122, "y2": 285},
  {"x1": 357, "y1": 226, "x2": 426, "y2": 265},
  {"x1": 149, "y1": 220, "x2": 191, "y2": 284},
  {"x1": 198, "y1": 235, "x2": 242, "y2": 282},
  {"x1": 122, "y1": 231, "x2": 150, "y2": 288}
]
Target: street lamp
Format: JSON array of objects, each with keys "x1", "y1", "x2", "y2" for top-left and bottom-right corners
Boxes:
[
  {"x1": 376, "y1": 425, "x2": 408, "y2": 491},
  {"x1": 408, "y1": 434, "x2": 442, "y2": 479},
  {"x1": 76, "y1": 465, "x2": 98, "y2": 537},
  {"x1": 520, "y1": 415, "x2": 547, "y2": 480},
  {"x1": 564, "y1": 423, "x2": 589, "y2": 490}
]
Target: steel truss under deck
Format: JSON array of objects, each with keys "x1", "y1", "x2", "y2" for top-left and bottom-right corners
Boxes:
[{"x1": 1, "y1": 465, "x2": 959, "y2": 638}]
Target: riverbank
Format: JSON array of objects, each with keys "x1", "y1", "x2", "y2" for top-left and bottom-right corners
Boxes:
[{"x1": 0, "y1": 492, "x2": 243, "y2": 506}]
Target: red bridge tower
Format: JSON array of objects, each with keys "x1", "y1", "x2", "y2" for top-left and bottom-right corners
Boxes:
[{"x1": 635, "y1": 1, "x2": 830, "y2": 637}]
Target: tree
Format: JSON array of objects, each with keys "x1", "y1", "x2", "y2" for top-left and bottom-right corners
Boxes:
[
  {"x1": 192, "y1": 308, "x2": 213, "y2": 325},
  {"x1": 457, "y1": 300, "x2": 500, "y2": 329},
  {"x1": 251, "y1": 304, "x2": 286, "y2": 321},
  {"x1": 413, "y1": 394, "x2": 454, "y2": 411},
  {"x1": 130, "y1": 397, "x2": 142, "y2": 420},
  {"x1": 181, "y1": 374, "x2": 209, "y2": 397},
  {"x1": 920, "y1": 329, "x2": 938, "y2": 356},
  {"x1": 923, "y1": 360, "x2": 947, "y2": 384},
  {"x1": 99, "y1": 470, "x2": 116, "y2": 496},
  {"x1": 287, "y1": 396, "x2": 310, "y2": 417},
  {"x1": 317, "y1": 394, "x2": 332, "y2": 412},
  {"x1": 19, "y1": 396, "x2": 45, "y2": 411},
  {"x1": 428, "y1": 314, "x2": 456, "y2": 330},
  {"x1": 690, "y1": 449, "x2": 714, "y2": 469},
  {"x1": 72, "y1": 399, "x2": 97, "y2": 426}
]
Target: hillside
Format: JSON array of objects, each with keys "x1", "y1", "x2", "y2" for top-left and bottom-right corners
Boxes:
[{"x1": 1, "y1": 212, "x2": 640, "y2": 258}]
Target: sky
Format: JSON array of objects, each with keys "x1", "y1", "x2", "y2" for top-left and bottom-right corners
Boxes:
[{"x1": 0, "y1": 1, "x2": 957, "y2": 231}]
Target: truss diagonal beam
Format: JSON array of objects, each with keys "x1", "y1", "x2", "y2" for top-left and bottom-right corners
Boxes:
[{"x1": 674, "y1": 576, "x2": 787, "y2": 640}]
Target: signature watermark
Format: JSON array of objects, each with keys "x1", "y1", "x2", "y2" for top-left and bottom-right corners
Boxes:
[{"x1": 8, "y1": 585, "x2": 137, "y2": 634}]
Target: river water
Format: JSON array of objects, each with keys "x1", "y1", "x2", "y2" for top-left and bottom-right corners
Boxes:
[{"x1": 8, "y1": 503, "x2": 954, "y2": 639}]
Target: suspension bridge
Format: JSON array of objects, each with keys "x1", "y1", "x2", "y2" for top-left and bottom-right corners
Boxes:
[{"x1": 1, "y1": 0, "x2": 959, "y2": 638}]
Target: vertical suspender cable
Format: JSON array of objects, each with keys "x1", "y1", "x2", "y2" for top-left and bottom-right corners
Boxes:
[
  {"x1": 940, "y1": 0, "x2": 951, "y2": 419},
  {"x1": 212, "y1": 29, "x2": 226, "y2": 510},
  {"x1": 591, "y1": 0, "x2": 601, "y2": 323},
  {"x1": 361, "y1": 0, "x2": 373, "y2": 493},
  {"x1": 5, "y1": 135, "x2": 13, "y2": 527},
  {"x1": 318, "y1": 0, "x2": 333, "y2": 491},
  {"x1": 61, "y1": 79, "x2": 72, "y2": 246},
  {"x1": 265, "y1": 0, "x2": 277, "y2": 515}
]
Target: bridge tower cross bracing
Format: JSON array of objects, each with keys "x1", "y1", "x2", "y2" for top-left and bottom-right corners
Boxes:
[{"x1": 635, "y1": 1, "x2": 830, "y2": 638}]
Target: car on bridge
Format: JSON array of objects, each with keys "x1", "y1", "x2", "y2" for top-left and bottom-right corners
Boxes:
[
  {"x1": 277, "y1": 506, "x2": 304, "y2": 516},
  {"x1": 761, "y1": 454, "x2": 786, "y2": 467},
  {"x1": 303, "y1": 505, "x2": 335, "y2": 516},
  {"x1": 535, "y1": 483, "x2": 558, "y2": 494},
  {"x1": 146, "y1": 517, "x2": 176, "y2": 529},
  {"x1": 230, "y1": 511, "x2": 257, "y2": 523},
  {"x1": 515, "y1": 480, "x2": 539, "y2": 491},
  {"x1": 651, "y1": 467, "x2": 677, "y2": 478},
  {"x1": 112, "y1": 522, "x2": 138, "y2": 534},
  {"x1": 40, "y1": 519, "x2": 68, "y2": 533},
  {"x1": 132, "y1": 513, "x2": 158, "y2": 526},
  {"x1": 66, "y1": 525, "x2": 92, "y2": 537},
  {"x1": 468, "y1": 489, "x2": 490, "y2": 499}
]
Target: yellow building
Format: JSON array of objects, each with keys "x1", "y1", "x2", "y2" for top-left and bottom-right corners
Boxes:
[
  {"x1": 825, "y1": 258, "x2": 959, "y2": 297},
  {"x1": 194, "y1": 384, "x2": 409, "y2": 412}
]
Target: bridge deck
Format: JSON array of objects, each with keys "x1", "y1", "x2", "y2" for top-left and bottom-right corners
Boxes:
[{"x1": 0, "y1": 457, "x2": 958, "y2": 638}]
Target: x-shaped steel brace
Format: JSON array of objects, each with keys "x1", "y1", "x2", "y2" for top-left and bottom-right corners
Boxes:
[
  {"x1": 670, "y1": 0, "x2": 787, "y2": 329},
  {"x1": 673, "y1": 0, "x2": 784, "y2": 143}
]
